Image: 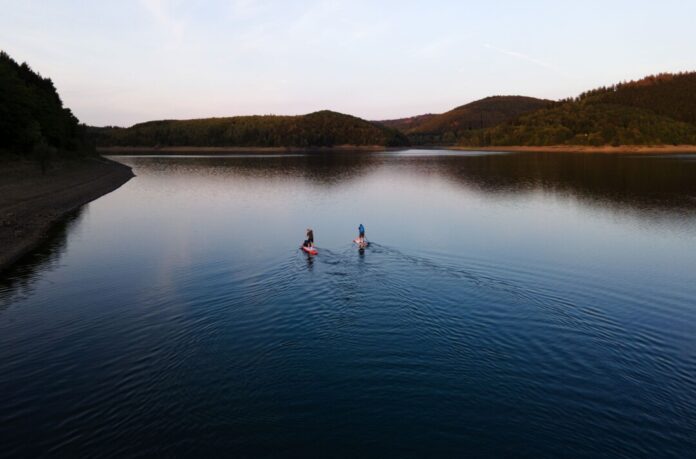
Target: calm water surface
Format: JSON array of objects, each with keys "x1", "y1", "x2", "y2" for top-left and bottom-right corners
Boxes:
[{"x1": 1, "y1": 150, "x2": 696, "y2": 457}]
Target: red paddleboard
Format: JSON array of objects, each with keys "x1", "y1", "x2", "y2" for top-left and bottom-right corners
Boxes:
[
  {"x1": 353, "y1": 238, "x2": 369, "y2": 248},
  {"x1": 301, "y1": 246, "x2": 318, "y2": 255}
]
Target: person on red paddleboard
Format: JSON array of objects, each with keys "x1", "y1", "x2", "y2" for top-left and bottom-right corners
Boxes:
[
  {"x1": 304, "y1": 228, "x2": 314, "y2": 248},
  {"x1": 358, "y1": 224, "x2": 365, "y2": 243}
]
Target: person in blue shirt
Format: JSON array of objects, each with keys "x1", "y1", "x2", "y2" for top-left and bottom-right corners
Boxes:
[{"x1": 358, "y1": 224, "x2": 365, "y2": 243}]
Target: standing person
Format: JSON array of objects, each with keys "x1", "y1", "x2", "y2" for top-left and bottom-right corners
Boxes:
[
  {"x1": 306, "y1": 228, "x2": 314, "y2": 247},
  {"x1": 358, "y1": 223, "x2": 365, "y2": 243}
]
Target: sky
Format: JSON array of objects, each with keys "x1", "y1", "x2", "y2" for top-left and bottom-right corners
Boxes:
[{"x1": 1, "y1": 0, "x2": 695, "y2": 126}]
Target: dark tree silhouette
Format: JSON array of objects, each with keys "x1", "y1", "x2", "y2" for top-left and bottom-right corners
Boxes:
[{"x1": 0, "y1": 51, "x2": 93, "y2": 158}]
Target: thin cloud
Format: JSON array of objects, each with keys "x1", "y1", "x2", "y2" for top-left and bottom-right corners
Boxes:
[
  {"x1": 485, "y1": 43, "x2": 572, "y2": 78},
  {"x1": 227, "y1": 0, "x2": 271, "y2": 20},
  {"x1": 140, "y1": 0, "x2": 186, "y2": 40}
]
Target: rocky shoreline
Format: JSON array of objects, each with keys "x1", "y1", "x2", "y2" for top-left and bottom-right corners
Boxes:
[{"x1": 0, "y1": 156, "x2": 134, "y2": 273}]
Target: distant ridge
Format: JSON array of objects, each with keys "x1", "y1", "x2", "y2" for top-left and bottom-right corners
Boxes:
[
  {"x1": 462, "y1": 72, "x2": 696, "y2": 147},
  {"x1": 375, "y1": 114, "x2": 437, "y2": 133},
  {"x1": 376, "y1": 96, "x2": 551, "y2": 145},
  {"x1": 576, "y1": 72, "x2": 696, "y2": 124},
  {"x1": 82, "y1": 70, "x2": 696, "y2": 149},
  {"x1": 90, "y1": 110, "x2": 409, "y2": 148}
]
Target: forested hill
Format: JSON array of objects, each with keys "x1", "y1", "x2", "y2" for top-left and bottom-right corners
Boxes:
[
  {"x1": 377, "y1": 96, "x2": 551, "y2": 145},
  {"x1": 577, "y1": 72, "x2": 696, "y2": 124},
  {"x1": 460, "y1": 72, "x2": 696, "y2": 147},
  {"x1": 91, "y1": 111, "x2": 409, "y2": 148},
  {"x1": 0, "y1": 51, "x2": 92, "y2": 157},
  {"x1": 376, "y1": 114, "x2": 437, "y2": 133}
]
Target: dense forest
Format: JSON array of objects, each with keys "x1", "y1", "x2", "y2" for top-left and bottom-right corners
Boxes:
[
  {"x1": 461, "y1": 102, "x2": 696, "y2": 146},
  {"x1": 577, "y1": 72, "x2": 696, "y2": 124},
  {"x1": 459, "y1": 72, "x2": 696, "y2": 147},
  {"x1": 91, "y1": 111, "x2": 409, "y2": 148},
  {"x1": 377, "y1": 96, "x2": 551, "y2": 145},
  {"x1": 4, "y1": 48, "x2": 695, "y2": 152},
  {"x1": 377, "y1": 113, "x2": 437, "y2": 133},
  {"x1": 0, "y1": 51, "x2": 93, "y2": 158}
]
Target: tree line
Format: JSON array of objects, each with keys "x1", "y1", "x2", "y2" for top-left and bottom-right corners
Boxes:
[
  {"x1": 90, "y1": 111, "x2": 409, "y2": 148},
  {"x1": 458, "y1": 72, "x2": 696, "y2": 147},
  {"x1": 0, "y1": 51, "x2": 93, "y2": 159},
  {"x1": 459, "y1": 101, "x2": 696, "y2": 147}
]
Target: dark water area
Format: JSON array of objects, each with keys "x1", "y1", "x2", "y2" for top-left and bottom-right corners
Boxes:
[{"x1": 1, "y1": 150, "x2": 695, "y2": 458}]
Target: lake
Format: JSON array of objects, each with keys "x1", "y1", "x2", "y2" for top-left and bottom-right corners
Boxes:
[{"x1": 1, "y1": 150, "x2": 695, "y2": 457}]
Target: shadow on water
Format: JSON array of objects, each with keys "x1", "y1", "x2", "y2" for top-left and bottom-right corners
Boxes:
[
  {"x1": 123, "y1": 152, "x2": 377, "y2": 187},
  {"x1": 116, "y1": 150, "x2": 696, "y2": 216},
  {"x1": 0, "y1": 207, "x2": 86, "y2": 309},
  {"x1": 433, "y1": 151, "x2": 696, "y2": 215},
  {"x1": 4, "y1": 150, "x2": 696, "y2": 302}
]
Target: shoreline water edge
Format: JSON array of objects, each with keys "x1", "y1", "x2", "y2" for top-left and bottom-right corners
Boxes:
[
  {"x1": 96, "y1": 144, "x2": 696, "y2": 155},
  {"x1": 0, "y1": 156, "x2": 134, "y2": 273},
  {"x1": 4, "y1": 143, "x2": 696, "y2": 273}
]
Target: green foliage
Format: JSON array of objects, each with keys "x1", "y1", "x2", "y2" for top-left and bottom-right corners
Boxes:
[
  {"x1": 461, "y1": 102, "x2": 696, "y2": 146},
  {"x1": 577, "y1": 72, "x2": 696, "y2": 124},
  {"x1": 392, "y1": 96, "x2": 552, "y2": 145},
  {"x1": 461, "y1": 72, "x2": 696, "y2": 147},
  {"x1": 6, "y1": 47, "x2": 692, "y2": 151},
  {"x1": 91, "y1": 110, "x2": 409, "y2": 148},
  {"x1": 0, "y1": 51, "x2": 93, "y2": 157},
  {"x1": 377, "y1": 114, "x2": 437, "y2": 133}
]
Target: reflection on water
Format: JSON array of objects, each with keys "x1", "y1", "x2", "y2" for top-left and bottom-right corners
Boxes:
[
  {"x1": 128, "y1": 150, "x2": 696, "y2": 214},
  {"x1": 434, "y1": 151, "x2": 696, "y2": 214},
  {"x1": 1, "y1": 150, "x2": 695, "y2": 457},
  {"x1": 0, "y1": 207, "x2": 85, "y2": 308}
]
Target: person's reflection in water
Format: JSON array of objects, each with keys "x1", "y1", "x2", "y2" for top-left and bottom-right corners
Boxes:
[
  {"x1": 358, "y1": 246, "x2": 366, "y2": 262},
  {"x1": 304, "y1": 252, "x2": 315, "y2": 271}
]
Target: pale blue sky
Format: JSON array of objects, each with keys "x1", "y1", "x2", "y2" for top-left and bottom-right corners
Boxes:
[{"x1": 1, "y1": 0, "x2": 695, "y2": 126}]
